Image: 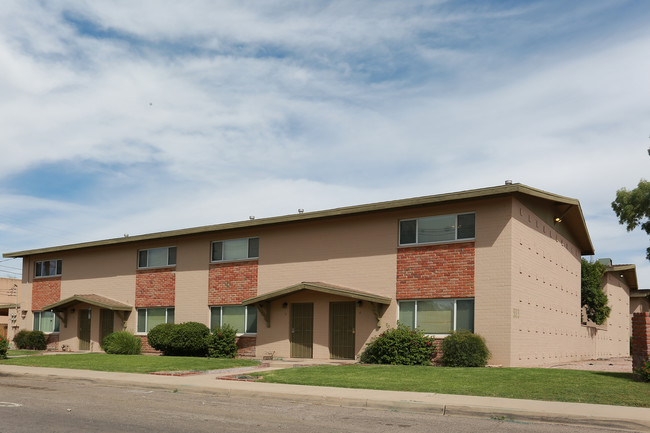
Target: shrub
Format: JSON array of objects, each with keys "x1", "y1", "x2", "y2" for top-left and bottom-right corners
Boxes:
[
  {"x1": 359, "y1": 323, "x2": 436, "y2": 365},
  {"x1": 13, "y1": 330, "x2": 47, "y2": 350},
  {"x1": 206, "y1": 324, "x2": 238, "y2": 358},
  {"x1": 441, "y1": 330, "x2": 490, "y2": 367},
  {"x1": 147, "y1": 322, "x2": 209, "y2": 356},
  {"x1": 0, "y1": 336, "x2": 8, "y2": 359},
  {"x1": 102, "y1": 331, "x2": 141, "y2": 355},
  {"x1": 147, "y1": 323, "x2": 175, "y2": 354},
  {"x1": 635, "y1": 358, "x2": 650, "y2": 382}
]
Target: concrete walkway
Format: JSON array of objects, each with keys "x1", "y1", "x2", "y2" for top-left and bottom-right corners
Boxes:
[{"x1": 1, "y1": 360, "x2": 649, "y2": 432}]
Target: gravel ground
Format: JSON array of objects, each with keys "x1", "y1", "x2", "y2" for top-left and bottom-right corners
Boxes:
[{"x1": 547, "y1": 357, "x2": 632, "y2": 373}]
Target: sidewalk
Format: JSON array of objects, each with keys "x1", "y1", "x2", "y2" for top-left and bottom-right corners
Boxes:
[{"x1": 2, "y1": 362, "x2": 650, "y2": 432}]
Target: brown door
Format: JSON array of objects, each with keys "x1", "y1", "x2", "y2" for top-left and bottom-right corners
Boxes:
[
  {"x1": 0, "y1": 324, "x2": 7, "y2": 338},
  {"x1": 78, "y1": 309, "x2": 91, "y2": 351},
  {"x1": 99, "y1": 310, "x2": 114, "y2": 347},
  {"x1": 330, "y1": 302, "x2": 356, "y2": 359},
  {"x1": 290, "y1": 303, "x2": 313, "y2": 358}
]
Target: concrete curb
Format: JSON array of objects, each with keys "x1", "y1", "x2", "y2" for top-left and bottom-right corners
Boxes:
[{"x1": 2, "y1": 365, "x2": 650, "y2": 432}]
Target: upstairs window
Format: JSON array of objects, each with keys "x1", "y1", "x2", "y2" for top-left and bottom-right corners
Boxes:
[
  {"x1": 211, "y1": 238, "x2": 259, "y2": 262},
  {"x1": 399, "y1": 213, "x2": 475, "y2": 245},
  {"x1": 33, "y1": 311, "x2": 60, "y2": 333},
  {"x1": 35, "y1": 260, "x2": 62, "y2": 278},
  {"x1": 138, "y1": 247, "x2": 177, "y2": 269}
]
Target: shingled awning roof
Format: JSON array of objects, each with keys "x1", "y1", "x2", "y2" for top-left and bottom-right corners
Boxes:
[
  {"x1": 242, "y1": 282, "x2": 392, "y2": 306},
  {"x1": 41, "y1": 294, "x2": 132, "y2": 312}
]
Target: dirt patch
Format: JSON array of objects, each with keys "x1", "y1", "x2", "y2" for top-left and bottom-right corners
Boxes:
[{"x1": 547, "y1": 357, "x2": 631, "y2": 373}]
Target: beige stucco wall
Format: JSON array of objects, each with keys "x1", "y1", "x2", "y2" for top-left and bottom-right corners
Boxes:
[{"x1": 9, "y1": 193, "x2": 631, "y2": 363}]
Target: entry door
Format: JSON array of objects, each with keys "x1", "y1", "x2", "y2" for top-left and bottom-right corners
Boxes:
[
  {"x1": 78, "y1": 309, "x2": 92, "y2": 351},
  {"x1": 330, "y1": 302, "x2": 356, "y2": 359},
  {"x1": 290, "y1": 303, "x2": 313, "y2": 358},
  {"x1": 99, "y1": 310, "x2": 114, "y2": 347}
]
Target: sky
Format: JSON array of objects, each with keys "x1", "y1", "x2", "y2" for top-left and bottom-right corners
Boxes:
[{"x1": 0, "y1": 1, "x2": 649, "y2": 286}]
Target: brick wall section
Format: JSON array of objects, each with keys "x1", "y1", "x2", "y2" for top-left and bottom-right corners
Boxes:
[
  {"x1": 45, "y1": 333, "x2": 59, "y2": 351},
  {"x1": 632, "y1": 312, "x2": 650, "y2": 378},
  {"x1": 236, "y1": 335, "x2": 256, "y2": 357},
  {"x1": 135, "y1": 268, "x2": 175, "y2": 308},
  {"x1": 137, "y1": 335, "x2": 160, "y2": 354},
  {"x1": 396, "y1": 243, "x2": 475, "y2": 300},
  {"x1": 32, "y1": 277, "x2": 62, "y2": 310},
  {"x1": 209, "y1": 261, "x2": 258, "y2": 305}
]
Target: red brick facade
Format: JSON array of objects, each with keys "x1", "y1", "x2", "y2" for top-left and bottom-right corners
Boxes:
[
  {"x1": 208, "y1": 261, "x2": 258, "y2": 305},
  {"x1": 32, "y1": 277, "x2": 62, "y2": 310},
  {"x1": 396, "y1": 242, "x2": 474, "y2": 300},
  {"x1": 138, "y1": 335, "x2": 159, "y2": 354},
  {"x1": 136, "y1": 268, "x2": 175, "y2": 308},
  {"x1": 236, "y1": 335, "x2": 256, "y2": 357},
  {"x1": 632, "y1": 312, "x2": 650, "y2": 378}
]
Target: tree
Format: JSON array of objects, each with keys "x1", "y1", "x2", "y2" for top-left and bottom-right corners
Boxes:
[
  {"x1": 581, "y1": 259, "x2": 610, "y2": 325},
  {"x1": 611, "y1": 179, "x2": 650, "y2": 260}
]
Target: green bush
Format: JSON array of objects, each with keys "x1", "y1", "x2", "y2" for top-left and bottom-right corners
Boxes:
[
  {"x1": 359, "y1": 323, "x2": 436, "y2": 365},
  {"x1": 0, "y1": 336, "x2": 8, "y2": 359},
  {"x1": 13, "y1": 330, "x2": 47, "y2": 350},
  {"x1": 147, "y1": 322, "x2": 209, "y2": 356},
  {"x1": 147, "y1": 323, "x2": 175, "y2": 354},
  {"x1": 441, "y1": 330, "x2": 490, "y2": 367},
  {"x1": 206, "y1": 324, "x2": 238, "y2": 358},
  {"x1": 102, "y1": 331, "x2": 141, "y2": 355},
  {"x1": 635, "y1": 358, "x2": 650, "y2": 382}
]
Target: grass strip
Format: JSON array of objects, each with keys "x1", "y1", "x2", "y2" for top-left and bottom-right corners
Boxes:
[
  {"x1": 1, "y1": 353, "x2": 259, "y2": 374},
  {"x1": 7, "y1": 349, "x2": 45, "y2": 357},
  {"x1": 257, "y1": 364, "x2": 650, "y2": 408}
]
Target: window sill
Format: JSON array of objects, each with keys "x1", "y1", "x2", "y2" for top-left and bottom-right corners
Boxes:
[
  {"x1": 398, "y1": 238, "x2": 475, "y2": 248},
  {"x1": 210, "y1": 258, "x2": 259, "y2": 265},
  {"x1": 34, "y1": 275, "x2": 62, "y2": 279},
  {"x1": 136, "y1": 266, "x2": 176, "y2": 271}
]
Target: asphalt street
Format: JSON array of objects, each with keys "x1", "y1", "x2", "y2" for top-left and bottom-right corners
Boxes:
[{"x1": 0, "y1": 374, "x2": 636, "y2": 433}]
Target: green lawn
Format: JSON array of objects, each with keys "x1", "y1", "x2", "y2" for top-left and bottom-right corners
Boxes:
[
  {"x1": 7, "y1": 349, "x2": 45, "y2": 357},
  {"x1": 257, "y1": 364, "x2": 650, "y2": 408},
  {"x1": 1, "y1": 353, "x2": 259, "y2": 374}
]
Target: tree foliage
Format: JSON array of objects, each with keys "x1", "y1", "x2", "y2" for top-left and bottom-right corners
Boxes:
[
  {"x1": 581, "y1": 259, "x2": 610, "y2": 325},
  {"x1": 611, "y1": 179, "x2": 650, "y2": 260}
]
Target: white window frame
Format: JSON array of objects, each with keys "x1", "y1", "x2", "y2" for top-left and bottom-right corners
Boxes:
[
  {"x1": 136, "y1": 307, "x2": 175, "y2": 334},
  {"x1": 399, "y1": 212, "x2": 475, "y2": 246},
  {"x1": 137, "y1": 246, "x2": 177, "y2": 269},
  {"x1": 398, "y1": 298, "x2": 474, "y2": 337},
  {"x1": 34, "y1": 259, "x2": 62, "y2": 278},
  {"x1": 33, "y1": 311, "x2": 60, "y2": 333},
  {"x1": 210, "y1": 305, "x2": 257, "y2": 335},
  {"x1": 211, "y1": 237, "x2": 259, "y2": 263}
]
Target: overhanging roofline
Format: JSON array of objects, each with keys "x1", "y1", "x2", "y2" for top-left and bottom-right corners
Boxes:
[
  {"x1": 41, "y1": 294, "x2": 132, "y2": 312},
  {"x1": 242, "y1": 282, "x2": 392, "y2": 305},
  {"x1": 606, "y1": 264, "x2": 638, "y2": 291},
  {"x1": 3, "y1": 183, "x2": 594, "y2": 257}
]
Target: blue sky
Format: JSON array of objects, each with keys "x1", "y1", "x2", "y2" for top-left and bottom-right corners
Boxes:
[{"x1": 1, "y1": 1, "x2": 649, "y2": 286}]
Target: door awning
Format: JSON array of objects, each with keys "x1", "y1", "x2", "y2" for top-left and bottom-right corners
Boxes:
[
  {"x1": 0, "y1": 303, "x2": 18, "y2": 315},
  {"x1": 41, "y1": 295, "x2": 132, "y2": 328},
  {"x1": 41, "y1": 294, "x2": 132, "y2": 312},
  {"x1": 242, "y1": 281, "x2": 392, "y2": 306},
  {"x1": 242, "y1": 282, "x2": 391, "y2": 329}
]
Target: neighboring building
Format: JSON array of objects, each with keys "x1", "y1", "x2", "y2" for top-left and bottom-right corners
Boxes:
[
  {"x1": 630, "y1": 287, "x2": 650, "y2": 335},
  {"x1": 2, "y1": 183, "x2": 633, "y2": 366},
  {"x1": 0, "y1": 277, "x2": 20, "y2": 339}
]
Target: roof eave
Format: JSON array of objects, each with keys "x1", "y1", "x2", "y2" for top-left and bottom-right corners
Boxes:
[{"x1": 3, "y1": 183, "x2": 593, "y2": 258}]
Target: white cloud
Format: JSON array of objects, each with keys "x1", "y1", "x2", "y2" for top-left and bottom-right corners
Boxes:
[{"x1": 0, "y1": 1, "x2": 649, "y2": 284}]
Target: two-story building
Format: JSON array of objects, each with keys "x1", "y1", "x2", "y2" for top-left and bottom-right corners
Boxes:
[{"x1": 3, "y1": 183, "x2": 633, "y2": 366}]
